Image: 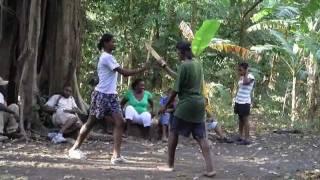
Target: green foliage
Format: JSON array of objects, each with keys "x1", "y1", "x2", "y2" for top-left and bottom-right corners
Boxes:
[
  {"x1": 79, "y1": 0, "x2": 320, "y2": 131},
  {"x1": 192, "y1": 19, "x2": 220, "y2": 56},
  {"x1": 251, "y1": 8, "x2": 273, "y2": 22},
  {"x1": 302, "y1": 0, "x2": 320, "y2": 17},
  {"x1": 247, "y1": 20, "x2": 291, "y2": 33}
]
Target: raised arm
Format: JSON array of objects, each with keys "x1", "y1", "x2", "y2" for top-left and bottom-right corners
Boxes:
[
  {"x1": 162, "y1": 64, "x2": 177, "y2": 78},
  {"x1": 242, "y1": 70, "x2": 254, "y2": 85},
  {"x1": 114, "y1": 61, "x2": 150, "y2": 77}
]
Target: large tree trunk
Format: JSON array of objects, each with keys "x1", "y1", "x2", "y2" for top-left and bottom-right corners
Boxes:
[
  {"x1": 306, "y1": 53, "x2": 318, "y2": 122},
  {"x1": 18, "y1": 0, "x2": 42, "y2": 137},
  {"x1": 0, "y1": 0, "x2": 85, "y2": 134}
]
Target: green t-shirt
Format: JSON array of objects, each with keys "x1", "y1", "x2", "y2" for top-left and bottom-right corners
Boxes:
[
  {"x1": 173, "y1": 60, "x2": 205, "y2": 123},
  {"x1": 124, "y1": 90, "x2": 153, "y2": 114}
]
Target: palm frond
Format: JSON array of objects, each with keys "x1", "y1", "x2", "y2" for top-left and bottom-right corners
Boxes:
[
  {"x1": 247, "y1": 20, "x2": 292, "y2": 33},
  {"x1": 269, "y1": 30, "x2": 293, "y2": 56},
  {"x1": 275, "y1": 6, "x2": 299, "y2": 19},
  {"x1": 209, "y1": 43, "x2": 252, "y2": 59},
  {"x1": 250, "y1": 44, "x2": 275, "y2": 53}
]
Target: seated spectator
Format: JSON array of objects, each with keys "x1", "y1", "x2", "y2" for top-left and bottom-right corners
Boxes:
[
  {"x1": 44, "y1": 85, "x2": 83, "y2": 143},
  {"x1": 0, "y1": 77, "x2": 20, "y2": 142},
  {"x1": 205, "y1": 98, "x2": 233, "y2": 143},
  {"x1": 158, "y1": 88, "x2": 175, "y2": 142},
  {"x1": 121, "y1": 79, "x2": 154, "y2": 139}
]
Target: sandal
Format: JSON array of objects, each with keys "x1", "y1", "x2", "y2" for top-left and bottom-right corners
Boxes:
[
  {"x1": 203, "y1": 171, "x2": 216, "y2": 178},
  {"x1": 237, "y1": 139, "x2": 251, "y2": 145},
  {"x1": 157, "y1": 165, "x2": 174, "y2": 172},
  {"x1": 218, "y1": 137, "x2": 234, "y2": 143}
]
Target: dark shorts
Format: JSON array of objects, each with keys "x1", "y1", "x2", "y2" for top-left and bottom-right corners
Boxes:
[
  {"x1": 234, "y1": 103, "x2": 250, "y2": 118},
  {"x1": 89, "y1": 91, "x2": 122, "y2": 119},
  {"x1": 159, "y1": 112, "x2": 170, "y2": 125},
  {"x1": 170, "y1": 116, "x2": 206, "y2": 140}
]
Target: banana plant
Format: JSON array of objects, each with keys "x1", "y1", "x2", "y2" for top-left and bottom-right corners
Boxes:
[
  {"x1": 191, "y1": 19, "x2": 220, "y2": 56},
  {"x1": 179, "y1": 20, "x2": 258, "y2": 102},
  {"x1": 250, "y1": 29, "x2": 310, "y2": 126},
  {"x1": 179, "y1": 21, "x2": 254, "y2": 60},
  {"x1": 247, "y1": 1, "x2": 320, "y2": 125}
]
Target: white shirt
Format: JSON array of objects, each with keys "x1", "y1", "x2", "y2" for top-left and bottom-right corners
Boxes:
[
  {"x1": 95, "y1": 52, "x2": 120, "y2": 94},
  {"x1": 0, "y1": 92, "x2": 4, "y2": 104},
  {"x1": 45, "y1": 95, "x2": 78, "y2": 111},
  {"x1": 235, "y1": 73, "x2": 255, "y2": 104}
]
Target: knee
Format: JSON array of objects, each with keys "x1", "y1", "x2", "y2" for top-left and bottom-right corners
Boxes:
[
  {"x1": 142, "y1": 112, "x2": 152, "y2": 121},
  {"x1": 8, "y1": 104, "x2": 19, "y2": 114},
  {"x1": 125, "y1": 105, "x2": 135, "y2": 113},
  {"x1": 78, "y1": 120, "x2": 83, "y2": 126},
  {"x1": 146, "y1": 112, "x2": 152, "y2": 119},
  {"x1": 114, "y1": 116, "x2": 125, "y2": 128},
  {"x1": 115, "y1": 121, "x2": 125, "y2": 129},
  {"x1": 66, "y1": 117, "x2": 77, "y2": 125},
  {"x1": 76, "y1": 120, "x2": 83, "y2": 129},
  {"x1": 81, "y1": 122, "x2": 90, "y2": 132},
  {"x1": 71, "y1": 116, "x2": 78, "y2": 122},
  {"x1": 142, "y1": 112, "x2": 152, "y2": 126},
  {"x1": 82, "y1": 120, "x2": 94, "y2": 131},
  {"x1": 124, "y1": 105, "x2": 135, "y2": 118},
  {"x1": 198, "y1": 139, "x2": 209, "y2": 148}
]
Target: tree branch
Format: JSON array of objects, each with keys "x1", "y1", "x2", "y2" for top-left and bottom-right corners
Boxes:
[{"x1": 242, "y1": 0, "x2": 263, "y2": 20}]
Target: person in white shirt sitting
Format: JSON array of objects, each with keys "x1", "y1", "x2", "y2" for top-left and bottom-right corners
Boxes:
[
  {"x1": 44, "y1": 85, "x2": 83, "y2": 143},
  {"x1": 0, "y1": 77, "x2": 20, "y2": 142}
]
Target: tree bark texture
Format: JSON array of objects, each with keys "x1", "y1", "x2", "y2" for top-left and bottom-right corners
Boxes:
[
  {"x1": 0, "y1": 0, "x2": 86, "y2": 132},
  {"x1": 306, "y1": 53, "x2": 318, "y2": 122}
]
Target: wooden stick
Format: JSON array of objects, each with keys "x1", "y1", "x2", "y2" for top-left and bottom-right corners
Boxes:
[
  {"x1": 146, "y1": 29, "x2": 154, "y2": 63},
  {"x1": 144, "y1": 42, "x2": 166, "y2": 65}
]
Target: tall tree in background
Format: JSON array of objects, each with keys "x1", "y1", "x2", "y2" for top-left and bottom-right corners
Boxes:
[{"x1": 0, "y1": 0, "x2": 86, "y2": 134}]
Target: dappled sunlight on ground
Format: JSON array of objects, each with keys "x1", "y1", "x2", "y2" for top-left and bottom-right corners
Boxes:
[{"x1": 0, "y1": 132, "x2": 320, "y2": 179}]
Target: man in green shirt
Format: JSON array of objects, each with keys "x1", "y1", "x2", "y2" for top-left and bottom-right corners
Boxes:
[{"x1": 159, "y1": 41, "x2": 215, "y2": 177}]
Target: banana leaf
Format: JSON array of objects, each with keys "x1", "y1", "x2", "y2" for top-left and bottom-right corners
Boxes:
[{"x1": 192, "y1": 19, "x2": 220, "y2": 56}]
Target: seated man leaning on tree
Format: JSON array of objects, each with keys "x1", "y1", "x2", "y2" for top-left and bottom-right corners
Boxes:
[
  {"x1": 43, "y1": 85, "x2": 83, "y2": 143},
  {"x1": 0, "y1": 76, "x2": 20, "y2": 142}
]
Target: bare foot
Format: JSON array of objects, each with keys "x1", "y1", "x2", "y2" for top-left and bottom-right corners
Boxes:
[
  {"x1": 157, "y1": 165, "x2": 174, "y2": 172},
  {"x1": 203, "y1": 171, "x2": 216, "y2": 178}
]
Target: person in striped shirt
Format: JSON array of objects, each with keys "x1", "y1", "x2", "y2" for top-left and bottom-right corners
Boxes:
[{"x1": 234, "y1": 62, "x2": 255, "y2": 145}]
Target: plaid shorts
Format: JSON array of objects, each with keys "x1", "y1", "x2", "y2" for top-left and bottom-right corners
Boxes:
[{"x1": 89, "y1": 91, "x2": 122, "y2": 119}]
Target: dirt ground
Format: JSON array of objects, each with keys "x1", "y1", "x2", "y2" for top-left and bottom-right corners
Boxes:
[{"x1": 0, "y1": 131, "x2": 320, "y2": 180}]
